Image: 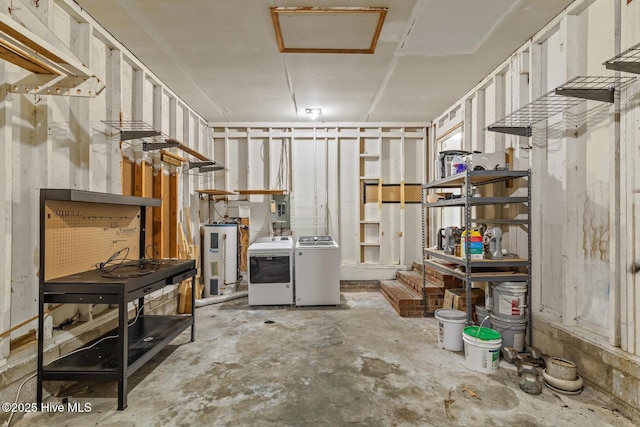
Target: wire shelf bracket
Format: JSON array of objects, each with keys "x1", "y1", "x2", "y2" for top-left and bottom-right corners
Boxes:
[
  {"x1": 185, "y1": 161, "x2": 215, "y2": 170},
  {"x1": 486, "y1": 76, "x2": 636, "y2": 137},
  {"x1": 198, "y1": 165, "x2": 226, "y2": 172},
  {"x1": 604, "y1": 42, "x2": 640, "y2": 75}
]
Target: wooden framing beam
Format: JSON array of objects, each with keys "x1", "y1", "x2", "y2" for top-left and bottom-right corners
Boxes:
[
  {"x1": 235, "y1": 189, "x2": 286, "y2": 195},
  {"x1": 153, "y1": 169, "x2": 170, "y2": 258},
  {"x1": 169, "y1": 172, "x2": 178, "y2": 259},
  {"x1": 134, "y1": 159, "x2": 154, "y2": 251},
  {"x1": 122, "y1": 156, "x2": 135, "y2": 196},
  {"x1": 270, "y1": 7, "x2": 387, "y2": 54}
]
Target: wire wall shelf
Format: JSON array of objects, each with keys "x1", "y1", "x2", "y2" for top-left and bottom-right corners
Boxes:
[
  {"x1": 486, "y1": 76, "x2": 636, "y2": 137},
  {"x1": 604, "y1": 42, "x2": 640, "y2": 75},
  {"x1": 103, "y1": 120, "x2": 225, "y2": 172},
  {"x1": 103, "y1": 120, "x2": 174, "y2": 151}
]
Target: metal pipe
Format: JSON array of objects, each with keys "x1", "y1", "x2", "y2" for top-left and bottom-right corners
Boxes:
[{"x1": 194, "y1": 291, "x2": 248, "y2": 307}]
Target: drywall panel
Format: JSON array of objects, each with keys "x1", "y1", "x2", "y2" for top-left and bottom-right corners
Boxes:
[
  {"x1": 339, "y1": 137, "x2": 359, "y2": 265},
  {"x1": 89, "y1": 38, "x2": 112, "y2": 193},
  {"x1": 403, "y1": 133, "x2": 425, "y2": 183},
  {"x1": 483, "y1": 81, "x2": 497, "y2": 153},
  {"x1": 327, "y1": 136, "x2": 340, "y2": 242},
  {"x1": 227, "y1": 137, "x2": 248, "y2": 195},
  {"x1": 536, "y1": 30, "x2": 565, "y2": 317},
  {"x1": 380, "y1": 133, "x2": 402, "y2": 182},
  {"x1": 248, "y1": 135, "x2": 268, "y2": 197},
  {"x1": 572, "y1": 1, "x2": 615, "y2": 334},
  {"x1": 0, "y1": 63, "x2": 13, "y2": 366},
  {"x1": 291, "y1": 137, "x2": 328, "y2": 237}
]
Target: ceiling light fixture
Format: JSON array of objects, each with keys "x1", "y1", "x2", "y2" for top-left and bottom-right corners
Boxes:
[{"x1": 305, "y1": 108, "x2": 322, "y2": 119}]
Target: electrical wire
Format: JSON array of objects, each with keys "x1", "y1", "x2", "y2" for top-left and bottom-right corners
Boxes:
[
  {"x1": 3, "y1": 303, "x2": 143, "y2": 427},
  {"x1": 3, "y1": 372, "x2": 36, "y2": 427},
  {"x1": 95, "y1": 247, "x2": 160, "y2": 279}
]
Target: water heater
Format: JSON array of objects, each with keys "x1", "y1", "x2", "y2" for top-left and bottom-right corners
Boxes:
[{"x1": 202, "y1": 223, "x2": 238, "y2": 297}]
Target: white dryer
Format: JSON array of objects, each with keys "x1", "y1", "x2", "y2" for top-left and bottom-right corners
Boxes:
[
  {"x1": 248, "y1": 237, "x2": 294, "y2": 305},
  {"x1": 294, "y1": 236, "x2": 341, "y2": 306}
]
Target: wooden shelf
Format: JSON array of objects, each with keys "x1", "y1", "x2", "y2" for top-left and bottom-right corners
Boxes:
[
  {"x1": 234, "y1": 189, "x2": 287, "y2": 195},
  {"x1": 423, "y1": 259, "x2": 528, "y2": 283},
  {"x1": 424, "y1": 248, "x2": 529, "y2": 268},
  {"x1": 196, "y1": 189, "x2": 237, "y2": 196},
  {"x1": 422, "y1": 170, "x2": 529, "y2": 189}
]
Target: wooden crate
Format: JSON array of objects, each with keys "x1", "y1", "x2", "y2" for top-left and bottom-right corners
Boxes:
[{"x1": 443, "y1": 288, "x2": 485, "y2": 311}]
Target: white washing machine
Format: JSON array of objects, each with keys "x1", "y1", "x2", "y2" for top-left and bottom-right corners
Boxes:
[
  {"x1": 248, "y1": 237, "x2": 294, "y2": 305},
  {"x1": 294, "y1": 236, "x2": 341, "y2": 306}
]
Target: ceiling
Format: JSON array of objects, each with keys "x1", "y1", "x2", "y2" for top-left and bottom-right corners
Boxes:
[{"x1": 74, "y1": 0, "x2": 573, "y2": 123}]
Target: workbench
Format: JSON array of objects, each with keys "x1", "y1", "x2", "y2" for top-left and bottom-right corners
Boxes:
[{"x1": 37, "y1": 189, "x2": 196, "y2": 410}]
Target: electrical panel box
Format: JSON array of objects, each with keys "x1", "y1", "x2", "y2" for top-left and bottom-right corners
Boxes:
[{"x1": 271, "y1": 194, "x2": 290, "y2": 230}]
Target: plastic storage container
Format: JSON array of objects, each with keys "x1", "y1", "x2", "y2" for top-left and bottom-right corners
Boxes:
[
  {"x1": 435, "y1": 309, "x2": 467, "y2": 351},
  {"x1": 490, "y1": 313, "x2": 526, "y2": 351},
  {"x1": 492, "y1": 282, "x2": 527, "y2": 320},
  {"x1": 463, "y1": 326, "x2": 502, "y2": 373}
]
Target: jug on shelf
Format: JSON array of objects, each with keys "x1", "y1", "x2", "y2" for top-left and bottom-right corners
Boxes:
[{"x1": 461, "y1": 228, "x2": 483, "y2": 260}]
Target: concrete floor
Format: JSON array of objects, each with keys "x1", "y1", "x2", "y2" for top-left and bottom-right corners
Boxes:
[{"x1": 6, "y1": 292, "x2": 635, "y2": 427}]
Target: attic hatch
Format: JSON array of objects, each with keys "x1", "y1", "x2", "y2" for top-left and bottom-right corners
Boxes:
[
  {"x1": 270, "y1": 7, "x2": 387, "y2": 54},
  {"x1": 0, "y1": 6, "x2": 103, "y2": 97}
]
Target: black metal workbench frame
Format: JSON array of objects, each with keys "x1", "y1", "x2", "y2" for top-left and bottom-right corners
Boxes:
[{"x1": 37, "y1": 189, "x2": 196, "y2": 410}]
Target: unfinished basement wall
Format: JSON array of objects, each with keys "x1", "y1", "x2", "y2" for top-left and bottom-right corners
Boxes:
[
  {"x1": 210, "y1": 124, "x2": 429, "y2": 281},
  {"x1": 431, "y1": 0, "x2": 640, "y2": 420},
  {"x1": 0, "y1": 0, "x2": 211, "y2": 377}
]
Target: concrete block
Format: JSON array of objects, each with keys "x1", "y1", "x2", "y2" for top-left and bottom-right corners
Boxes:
[
  {"x1": 556, "y1": 329, "x2": 603, "y2": 359},
  {"x1": 563, "y1": 347, "x2": 612, "y2": 392},
  {"x1": 612, "y1": 368, "x2": 639, "y2": 408},
  {"x1": 601, "y1": 351, "x2": 640, "y2": 379},
  {"x1": 531, "y1": 328, "x2": 564, "y2": 357},
  {"x1": 531, "y1": 317, "x2": 559, "y2": 337}
]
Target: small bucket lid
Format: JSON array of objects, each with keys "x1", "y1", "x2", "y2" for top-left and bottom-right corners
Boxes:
[
  {"x1": 464, "y1": 326, "x2": 501, "y2": 340},
  {"x1": 435, "y1": 308, "x2": 466, "y2": 321}
]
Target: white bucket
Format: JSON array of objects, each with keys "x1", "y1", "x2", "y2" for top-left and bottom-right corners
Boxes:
[
  {"x1": 463, "y1": 326, "x2": 502, "y2": 373},
  {"x1": 434, "y1": 309, "x2": 467, "y2": 351},
  {"x1": 492, "y1": 282, "x2": 527, "y2": 320},
  {"x1": 490, "y1": 313, "x2": 527, "y2": 351}
]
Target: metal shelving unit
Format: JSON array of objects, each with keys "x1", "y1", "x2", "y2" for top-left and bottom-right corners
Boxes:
[
  {"x1": 421, "y1": 169, "x2": 532, "y2": 345},
  {"x1": 486, "y1": 76, "x2": 636, "y2": 137}
]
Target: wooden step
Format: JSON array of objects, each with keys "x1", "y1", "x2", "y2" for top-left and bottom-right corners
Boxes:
[
  {"x1": 380, "y1": 280, "x2": 445, "y2": 317},
  {"x1": 396, "y1": 270, "x2": 459, "y2": 297}
]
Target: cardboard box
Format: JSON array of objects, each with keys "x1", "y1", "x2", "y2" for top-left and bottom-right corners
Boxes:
[{"x1": 443, "y1": 288, "x2": 485, "y2": 311}]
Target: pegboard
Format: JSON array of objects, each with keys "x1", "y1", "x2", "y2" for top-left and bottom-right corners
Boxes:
[{"x1": 44, "y1": 201, "x2": 142, "y2": 280}]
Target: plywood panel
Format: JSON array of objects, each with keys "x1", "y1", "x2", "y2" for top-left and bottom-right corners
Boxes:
[
  {"x1": 170, "y1": 172, "x2": 178, "y2": 258},
  {"x1": 122, "y1": 156, "x2": 135, "y2": 196},
  {"x1": 134, "y1": 160, "x2": 154, "y2": 251},
  {"x1": 364, "y1": 183, "x2": 421, "y2": 203},
  {"x1": 240, "y1": 218, "x2": 249, "y2": 272},
  {"x1": 153, "y1": 170, "x2": 171, "y2": 258}
]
